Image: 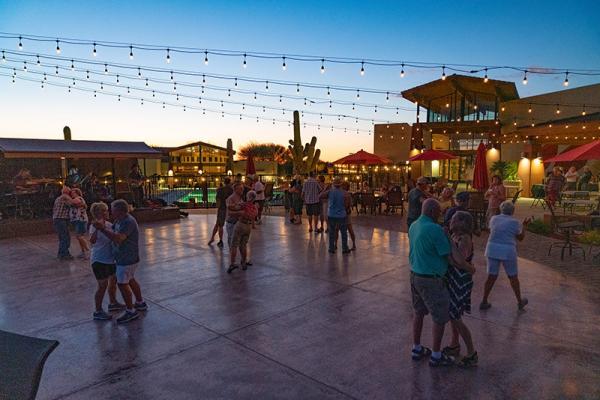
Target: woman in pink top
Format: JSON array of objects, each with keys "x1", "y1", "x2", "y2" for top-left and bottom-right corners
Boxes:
[{"x1": 485, "y1": 175, "x2": 506, "y2": 228}]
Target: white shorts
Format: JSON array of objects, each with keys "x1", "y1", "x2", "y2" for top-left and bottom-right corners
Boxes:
[{"x1": 116, "y1": 263, "x2": 138, "y2": 284}]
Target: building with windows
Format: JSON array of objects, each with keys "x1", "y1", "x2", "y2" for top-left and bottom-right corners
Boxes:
[{"x1": 157, "y1": 140, "x2": 234, "y2": 175}]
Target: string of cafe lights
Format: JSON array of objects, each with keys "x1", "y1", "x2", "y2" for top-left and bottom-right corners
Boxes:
[
  {"x1": 0, "y1": 49, "x2": 408, "y2": 101},
  {"x1": 0, "y1": 51, "x2": 414, "y2": 114},
  {"x1": 0, "y1": 62, "x2": 398, "y2": 126},
  {"x1": 1, "y1": 71, "x2": 375, "y2": 135},
  {"x1": 3, "y1": 32, "x2": 600, "y2": 84}
]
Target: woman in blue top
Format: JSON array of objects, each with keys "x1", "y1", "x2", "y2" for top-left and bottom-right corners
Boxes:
[{"x1": 480, "y1": 200, "x2": 531, "y2": 311}]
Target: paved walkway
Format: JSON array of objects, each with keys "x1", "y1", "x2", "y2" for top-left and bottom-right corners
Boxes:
[{"x1": 1, "y1": 214, "x2": 599, "y2": 399}]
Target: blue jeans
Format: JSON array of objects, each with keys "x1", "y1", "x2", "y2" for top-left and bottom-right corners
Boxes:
[
  {"x1": 328, "y1": 217, "x2": 349, "y2": 252},
  {"x1": 53, "y1": 218, "x2": 71, "y2": 257}
]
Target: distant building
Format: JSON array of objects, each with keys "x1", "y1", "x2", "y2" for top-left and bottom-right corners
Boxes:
[
  {"x1": 156, "y1": 140, "x2": 234, "y2": 175},
  {"x1": 373, "y1": 122, "x2": 412, "y2": 163}
]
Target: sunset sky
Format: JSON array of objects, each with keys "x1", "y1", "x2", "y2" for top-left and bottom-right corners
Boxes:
[{"x1": 1, "y1": 0, "x2": 599, "y2": 160}]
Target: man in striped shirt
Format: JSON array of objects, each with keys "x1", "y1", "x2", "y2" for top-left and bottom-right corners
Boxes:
[{"x1": 302, "y1": 171, "x2": 322, "y2": 233}]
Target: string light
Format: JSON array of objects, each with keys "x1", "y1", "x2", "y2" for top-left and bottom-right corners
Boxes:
[
  {"x1": 400, "y1": 63, "x2": 405, "y2": 78},
  {"x1": 282, "y1": 56, "x2": 286, "y2": 71},
  {"x1": 296, "y1": 83, "x2": 300, "y2": 93},
  {"x1": 242, "y1": 53, "x2": 247, "y2": 68},
  {"x1": 116, "y1": 75, "x2": 120, "y2": 84},
  {"x1": 320, "y1": 58, "x2": 325, "y2": 74},
  {"x1": 129, "y1": 45, "x2": 134, "y2": 60},
  {"x1": 522, "y1": 70, "x2": 528, "y2": 85},
  {"x1": 55, "y1": 39, "x2": 61, "y2": 54},
  {"x1": 483, "y1": 68, "x2": 489, "y2": 83},
  {"x1": 386, "y1": 92, "x2": 389, "y2": 102},
  {"x1": 1, "y1": 51, "x2": 5, "y2": 62},
  {"x1": 563, "y1": 71, "x2": 569, "y2": 87},
  {"x1": 556, "y1": 104, "x2": 561, "y2": 114},
  {"x1": 166, "y1": 48, "x2": 171, "y2": 63},
  {"x1": 441, "y1": 66, "x2": 446, "y2": 80},
  {"x1": 265, "y1": 81, "x2": 269, "y2": 91},
  {"x1": 204, "y1": 51, "x2": 209, "y2": 65},
  {"x1": 360, "y1": 61, "x2": 365, "y2": 76},
  {"x1": 528, "y1": 104, "x2": 532, "y2": 113},
  {"x1": 36, "y1": 55, "x2": 40, "y2": 65},
  {"x1": 234, "y1": 78, "x2": 238, "y2": 87},
  {"x1": 70, "y1": 59, "x2": 74, "y2": 70},
  {"x1": 138, "y1": 67, "x2": 142, "y2": 78},
  {"x1": 22, "y1": 61, "x2": 27, "y2": 71},
  {"x1": 582, "y1": 105, "x2": 586, "y2": 116},
  {"x1": 104, "y1": 64, "x2": 108, "y2": 74},
  {"x1": 18, "y1": 36, "x2": 23, "y2": 50},
  {"x1": 92, "y1": 43, "x2": 97, "y2": 57},
  {"x1": 356, "y1": 89, "x2": 360, "y2": 99},
  {"x1": 327, "y1": 87, "x2": 330, "y2": 97}
]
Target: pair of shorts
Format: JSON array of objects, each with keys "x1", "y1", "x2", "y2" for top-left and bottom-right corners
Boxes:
[
  {"x1": 72, "y1": 220, "x2": 88, "y2": 235},
  {"x1": 116, "y1": 263, "x2": 138, "y2": 284},
  {"x1": 321, "y1": 201, "x2": 328, "y2": 218},
  {"x1": 487, "y1": 257, "x2": 518, "y2": 277},
  {"x1": 306, "y1": 203, "x2": 321, "y2": 216},
  {"x1": 231, "y1": 221, "x2": 252, "y2": 248},
  {"x1": 92, "y1": 262, "x2": 116, "y2": 280},
  {"x1": 216, "y1": 208, "x2": 227, "y2": 227},
  {"x1": 410, "y1": 272, "x2": 450, "y2": 325}
]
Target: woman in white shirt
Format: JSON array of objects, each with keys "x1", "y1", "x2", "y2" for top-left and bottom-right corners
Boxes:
[
  {"x1": 480, "y1": 200, "x2": 531, "y2": 311},
  {"x1": 564, "y1": 166, "x2": 578, "y2": 191},
  {"x1": 89, "y1": 202, "x2": 124, "y2": 320}
]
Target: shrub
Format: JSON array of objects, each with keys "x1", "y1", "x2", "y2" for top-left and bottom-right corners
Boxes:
[
  {"x1": 527, "y1": 219, "x2": 552, "y2": 235},
  {"x1": 579, "y1": 230, "x2": 600, "y2": 246}
]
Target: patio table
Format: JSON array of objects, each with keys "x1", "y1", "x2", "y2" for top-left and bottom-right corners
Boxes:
[{"x1": 561, "y1": 199, "x2": 597, "y2": 214}]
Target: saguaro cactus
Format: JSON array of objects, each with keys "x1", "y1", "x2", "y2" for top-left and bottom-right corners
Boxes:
[
  {"x1": 63, "y1": 126, "x2": 72, "y2": 140},
  {"x1": 288, "y1": 111, "x2": 320, "y2": 174}
]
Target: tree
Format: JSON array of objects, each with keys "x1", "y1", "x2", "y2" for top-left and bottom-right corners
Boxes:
[{"x1": 238, "y1": 142, "x2": 289, "y2": 163}]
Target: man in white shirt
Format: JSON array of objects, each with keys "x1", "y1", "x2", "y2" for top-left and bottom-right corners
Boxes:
[{"x1": 253, "y1": 176, "x2": 266, "y2": 224}]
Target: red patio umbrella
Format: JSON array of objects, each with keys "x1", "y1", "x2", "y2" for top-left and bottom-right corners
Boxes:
[
  {"x1": 408, "y1": 149, "x2": 457, "y2": 161},
  {"x1": 472, "y1": 141, "x2": 489, "y2": 191},
  {"x1": 545, "y1": 140, "x2": 600, "y2": 162},
  {"x1": 333, "y1": 149, "x2": 393, "y2": 165},
  {"x1": 245, "y1": 154, "x2": 256, "y2": 175}
]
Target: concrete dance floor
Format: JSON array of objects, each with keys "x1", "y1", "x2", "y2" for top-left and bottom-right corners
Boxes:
[{"x1": 1, "y1": 215, "x2": 599, "y2": 399}]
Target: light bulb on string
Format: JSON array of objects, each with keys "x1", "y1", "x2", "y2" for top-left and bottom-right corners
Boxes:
[
  {"x1": 173, "y1": 82, "x2": 177, "y2": 91},
  {"x1": 116, "y1": 75, "x2": 120, "y2": 84},
  {"x1": 153, "y1": 91, "x2": 156, "y2": 97},
  {"x1": 296, "y1": 84, "x2": 300, "y2": 93},
  {"x1": 265, "y1": 81, "x2": 269, "y2": 91},
  {"x1": 145, "y1": 78, "x2": 149, "y2": 86},
  {"x1": 360, "y1": 61, "x2": 365, "y2": 76},
  {"x1": 563, "y1": 71, "x2": 569, "y2": 87},
  {"x1": 23, "y1": 61, "x2": 27, "y2": 71},
  {"x1": 400, "y1": 63, "x2": 405, "y2": 78},
  {"x1": 320, "y1": 58, "x2": 325, "y2": 74},
  {"x1": 56, "y1": 39, "x2": 61, "y2": 54},
  {"x1": 129, "y1": 45, "x2": 134, "y2": 60},
  {"x1": 176, "y1": 94, "x2": 179, "y2": 101},
  {"x1": 228, "y1": 89, "x2": 231, "y2": 97},
  {"x1": 43, "y1": 73, "x2": 47, "y2": 81},
  {"x1": 234, "y1": 78, "x2": 238, "y2": 87},
  {"x1": 556, "y1": 104, "x2": 560, "y2": 114},
  {"x1": 242, "y1": 53, "x2": 247, "y2": 68},
  {"x1": 36, "y1": 55, "x2": 40, "y2": 65},
  {"x1": 483, "y1": 68, "x2": 489, "y2": 83},
  {"x1": 352, "y1": 103, "x2": 355, "y2": 111},
  {"x1": 70, "y1": 60, "x2": 74, "y2": 70},
  {"x1": 279, "y1": 95, "x2": 282, "y2": 103},
  {"x1": 356, "y1": 90, "x2": 360, "y2": 99},
  {"x1": 304, "y1": 98, "x2": 307, "y2": 106},
  {"x1": 1, "y1": 51, "x2": 5, "y2": 62},
  {"x1": 100, "y1": 82, "x2": 103, "y2": 90},
  {"x1": 170, "y1": 71, "x2": 174, "y2": 80},
  {"x1": 166, "y1": 48, "x2": 171, "y2": 63},
  {"x1": 18, "y1": 36, "x2": 23, "y2": 50},
  {"x1": 386, "y1": 92, "x2": 389, "y2": 102},
  {"x1": 201, "y1": 85, "x2": 204, "y2": 94},
  {"x1": 329, "y1": 101, "x2": 332, "y2": 108},
  {"x1": 582, "y1": 105, "x2": 586, "y2": 116},
  {"x1": 528, "y1": 104, "x2": 532, "y2": 113},
  {"x1": 204, "y1": 51, "x2": 209, "y2": 65},
  {"x1": 202, "y1": 74, "x2": 205, "y2": 83},
  {"x1": 127, "y1": 87, "x2": 130, "y2": 94},
  {"x1": 327, "y1": 87, "x2": 330, "y2": 97},
  {"x1": 118, "y1": 95, "x2": 121, "y2": 102},
  {"x1": 282, "y1": 56, "x2": 287, "y2": 71},
  {"x1": 374, "y1": 105, "x2": 378, "y2": 113},
  {"x1": 522, "y1": 70, "x2": 528, "y2": 85},
  {"x1": 92, "y1": 43, "x2": 97, "y2": 57},
  {"x1": 137, "y1": 68, "x2": 142, "y2": 78},
  {"x1": 441, "y1": 66, "x2": 446, "y2": 80},
  {"x1": 141, "y1": 99, "x2": 144, "y2": 106},
  {"x1": 254, "y1": 92, "x2": 257, "y2": 100},
  {"x1": 72, "y1": 78, "x2": 76, "y2": 86},
  {"x1": 41, "y1": 81, "x2": 44, "y2": 89}
]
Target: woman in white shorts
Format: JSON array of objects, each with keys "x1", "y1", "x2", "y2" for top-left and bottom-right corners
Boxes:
[{"x1": 480, "y1": 200, "x2": 531, "y2": 311}]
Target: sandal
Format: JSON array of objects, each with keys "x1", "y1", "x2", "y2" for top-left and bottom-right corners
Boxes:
[
  {"x1": 442, "y1": 345, "x2": 460, "y2": 357},
  {"x1": 457, "y1": 352, "x2": 478, "y2": 368}
]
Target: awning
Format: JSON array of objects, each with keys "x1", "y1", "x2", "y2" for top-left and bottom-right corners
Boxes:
[
  {"x1": 333, "y1": 150, "x2": 393, "y2": 165},
  {"x1": 0, "y1": 138, "x2": 162, "y2": 159},
  {"x1": 545, "y1": 140, "x2": 600, "y2": 162},
  {"x1": 408, "y1": 149, "x2": 457, "y2": 161}
]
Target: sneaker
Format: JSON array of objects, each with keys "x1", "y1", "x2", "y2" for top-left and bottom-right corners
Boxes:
[
  {"x1": 108, "y1": 302, "x2": 126, "y2": 312},
  {"x1": 411, "y1": 346, "x2": 432, "y2": 361},
  {"x1": 227, "y1": 264, "x2": 239, "y2": 274},
  {"x1": 518, "y1": 298, "x2": 529, "y2": 311},
  {"x1": 93, "y1": 310, "x2": 112, "y2": 321},
  {"x1": 245, "y1": 261, "x2": 253, "y2": 266},
  {"x1": 135, "y1": 301, "x2": 148, "y2": 311},
  {"x1": 442, "y1": 345, "x2": 460, "y2": 357},
  {"x1": 457, "y1": 352, "x2": 478, "y2": 368},
  {"x1": 429, "y1": 353, "x2": 454, "y2": 367},
  {"x1": 479, "y1": 301, "x2": 492, "y2": 310},
  {"x1": 116, "y1": 310, "x2": 139, "y2": 324},
  {"x1": 328, "y1": 250, "x2": 336, "y2": 254},
  {"x1": 217, "y1": 241, "x2": 224, "y2": 248},
  {"x1": 59, "y1": 254, "x2": 74, "y2": 260},
  {"x1": 342, "y1": 249, "x2": 351, "y2": 254}
]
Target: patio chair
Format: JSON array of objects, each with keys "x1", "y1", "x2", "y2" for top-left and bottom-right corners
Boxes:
[
  {"x1": 0, "y1": 330, "x2": 59, "y2": 400},
  {"x1": 360, "y1": 193, "x2": 377, "y2": 215},
  {"x1": 531, "y1": 185, "x2": 546, "y2": 209},
  {"x1": 351, "y1": 192, "x2": 361, "y2": 214},
  {"x1": 385, "y1": 190, "x2": 404, "y2": 216},
  {"x1": 547, "y1": 203, "x2": 585, "y2": 261},
  {"x1": 467, "y1": 191, "x2": 486, "y2": 230}
]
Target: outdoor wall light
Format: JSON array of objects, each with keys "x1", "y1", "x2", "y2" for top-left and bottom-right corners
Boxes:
[{"x1": 227, "y1": 170, "x2": 233, "y2": 176}]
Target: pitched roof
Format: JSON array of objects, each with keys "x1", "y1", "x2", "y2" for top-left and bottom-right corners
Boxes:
[
  {"x1": 0, "y1": 138, "x2": 162, "y2": 159},
  {"x1": 167, "y1": 140, "x2": 230, "y2": 152}
]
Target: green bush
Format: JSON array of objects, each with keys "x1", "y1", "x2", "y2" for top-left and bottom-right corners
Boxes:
[
  {"x1": 579, "y1": 230, "x2": 600, "y2": 246},
  {"x1": 527, "y1": 219, "x2": 552, "y2": 235}
]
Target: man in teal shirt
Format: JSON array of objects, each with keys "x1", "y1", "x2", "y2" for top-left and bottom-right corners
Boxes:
[{"x1": 408, "y1": 198, "x2": 453, "y2": 367}]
